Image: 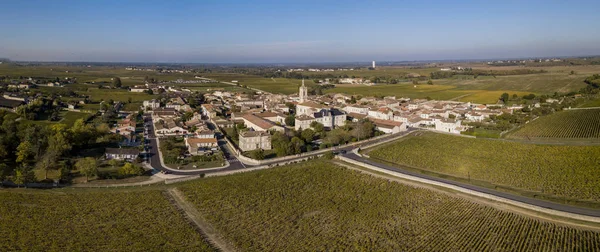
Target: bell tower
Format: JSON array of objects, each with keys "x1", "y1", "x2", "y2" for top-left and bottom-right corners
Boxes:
[{"x1": 299, "y1": 79, "x2": 308, "y2": 103}]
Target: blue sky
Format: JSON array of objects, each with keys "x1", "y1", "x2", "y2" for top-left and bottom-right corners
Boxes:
[{"x1": 1, "y1": 0, "x2": 599, "y2": 63}]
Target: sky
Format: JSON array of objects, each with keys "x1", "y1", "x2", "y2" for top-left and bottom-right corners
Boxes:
[{"x1": 0, "y1": 0, "x2": 599, "y2": 63}]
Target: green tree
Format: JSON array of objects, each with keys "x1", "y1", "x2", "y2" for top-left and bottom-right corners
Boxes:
[
  {"x1": 290, "y1": 137, "x2": 304, "y2": 154},
  {"x1": 76, "y1": 157, "x2": 98, "y2": 182},
  {"x1": 301, "y1": 128, "x2": 315, "y2": 143},
  {"x1": 16, "y1": 141, "x2": 33, "y2": 164},
  {"x1": 427, "y1": 79, "x2": 433, "y2": 85},
  {"x1": 352, "y1": 120, "x2": 375, "y2": 141},
  {"x1": 13, "y1": 169, "x2": 25, "y2": 187},
  {"x1": 310, "y1": 121, "x2": 324, "y2": 133},
  {"x1": 249, "y1": 149, "x2": 265, "y2": 160},
  {"x1": 500, "y1": 93, "x2": 510, "y2": 103},
  {"x1": 108, "y1": 159, "x2": 120, "y2": 169},
  {"x1": 118, "y1": 162, "x2": 144, "y2": 176},
  {"x1": 285, "y1": 115, "x2": 295, "y2": 126},
  {"x1": 36, "y1": 153, "x2": 56, "y2": 180},
  {"x1": 112, "y1": 77, "x2": 122, "y2": 88}
]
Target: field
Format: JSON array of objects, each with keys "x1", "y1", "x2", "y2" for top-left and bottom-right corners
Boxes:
[
  {"x1": 506, "y1": 109, "x2": 600, "y2": 140},
  {"x1": 203, "y1": 73, "x2": 314, "y2": 94},
  {"x1": 0, "y1": 64, "x2": 197, "y2": 86},
  {"x1": 0, "y1": 190, "x2": 214, "y2": 251},
  {"x1": 179, "y1": 160, "x2": 600, "y2": 251},
  {"x1": 324, "y1": 84, "x2": 470, "y2": 100},
  {"x1": 368, "y1": 132, "x2": 600, "y2": 202}
]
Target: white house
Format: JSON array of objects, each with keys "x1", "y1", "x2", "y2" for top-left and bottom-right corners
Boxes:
[
  {"x1": 435, "y1": 118, "x2": 463, "y2": 134},
  {"x1": 239, "y1": 131, "x2": 272, "y2": 152},
  {"x1": 105, "y1": 148, "x2": 139, "y2": 160}
]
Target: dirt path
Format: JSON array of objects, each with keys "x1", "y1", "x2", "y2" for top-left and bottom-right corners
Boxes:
[
  {"x1": 165, "y1": 188, "x2": 237, "y2": 252},
  {"x1": 333, "y1": 161, "x2": 600, "y2": 231}
]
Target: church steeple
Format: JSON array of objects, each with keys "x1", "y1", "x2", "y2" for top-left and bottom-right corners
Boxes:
[{"x1": 299, "y1": 79, "x2": 308, "y2": 103}]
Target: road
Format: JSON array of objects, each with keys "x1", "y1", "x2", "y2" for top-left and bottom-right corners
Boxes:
[
  {"x1": 143, "y1": 113, "x2": 414, "y2": 175},
  {"x1": 143, "y1": 114, "x2": 248, "y2": 175},
  {"x1": 342, "y1": 152, "x2": 600, "y2": 218}
]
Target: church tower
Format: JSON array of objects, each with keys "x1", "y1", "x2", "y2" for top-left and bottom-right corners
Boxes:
[{"x1": 299, "y1": 79, "x2": 308, "y2": 103}]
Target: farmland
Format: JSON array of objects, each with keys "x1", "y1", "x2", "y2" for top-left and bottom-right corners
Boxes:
[
  {"x1": 179, "y1": 160, "x2": 600, "y2": 251},
  {"x1": 203, "y1": 73, "x2": 312, "y2": 94},
  {"x1": 0, "y1": 190, "x2": 214, "y2": 251},
  {"x1": 506, "y1": 109, "x2": 600, "y2": 140},
  {"x1": 367, "y1": 132, "x2": 600, "y2": 202}
]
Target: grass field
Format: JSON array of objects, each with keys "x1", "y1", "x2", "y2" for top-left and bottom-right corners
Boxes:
[
  {"x1": 368, "y1": 132, "x2": 600, "y2": 202},
  {"x1": 506, "y1": 109, "x2": 600, "y2": 140},
  {"x1": 179, "y1": 160, "x2": 600, "y2": 251},
  {"x1": 0, "y1": 190, "x2": 214, "y2": 251}
]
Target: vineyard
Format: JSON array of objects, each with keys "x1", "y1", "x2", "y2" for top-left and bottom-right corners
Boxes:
[
  {"x1": 368, "y1": 132, "x2": 600, "y2": 201},
  {"x1": 0, "y1": 190, "x2": 214, "y2": 251},
  {"x1": 506, "y1": 109, "x2": 600, "y2": 139},
  {"x1": 179, "y1": 160, "x2": 600, "y2": 251}
]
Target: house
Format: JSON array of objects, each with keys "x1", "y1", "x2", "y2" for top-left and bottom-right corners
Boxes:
[
  {"x1": 201, "y1": 104, "x2": 217, "y2": 119},
  {"x1": 294, "y1": 108, "x2": 346, "y2": 130},
  {"x1": 143, "y1": 99, "x2": 160, "y2": 110},
  {"x1": 370, "y1": 119, "x2": 407, "y2": 134},
  {"x1": 196, "y1": 130, "x2": 216, "y2": 139},
  {"x1": 296, "y1": 101, "x2": 325, "y2": 116},
  {"x1": 343, "y1": 105, "x2": 370, "y2": 115},
  {"x1": 0, "y1": 97, "x2": 24, "y2": 112},
  {"x1": 185, "y1": 137, "x2": 218, "y2": 155},
  {"x1": 105, "y1": 148, "x2": 140, "y2": 160},
  {"x1": 435, "y1": 118, "x2": 463, "y2": 134},
  {"x1": 154, "y1": 119, "x2": 188, "y2": 136},
  {"x1": 130, "y1": 85, "x2": 149, "y2": 92},
  {"x1": 239, "y1": 131, "x2": 272, "y2": 151},
  {"x1": 242, "y1": 114, "x2": 285, "y2": 132}
]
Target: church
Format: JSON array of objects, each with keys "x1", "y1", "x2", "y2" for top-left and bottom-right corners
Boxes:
[{"x1": 294, "y1": 80, "x2": 347, "y2": 130}]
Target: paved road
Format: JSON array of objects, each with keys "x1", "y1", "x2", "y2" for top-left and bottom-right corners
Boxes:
[
  {"x1": 343, "y1": 152, "x2": 600, "y2": 218},
  {"x1": 143, "y1": 114, "x2": 249, "y2": 175}
]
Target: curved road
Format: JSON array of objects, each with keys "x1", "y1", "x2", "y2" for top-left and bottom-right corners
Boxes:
[{"x1": 342, "y1": 153, "x2": 600, "y2": 218}]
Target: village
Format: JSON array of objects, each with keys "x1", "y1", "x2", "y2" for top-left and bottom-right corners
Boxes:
[{"x1": 122, "y1": 79, "x2": 527, "y2": 166}]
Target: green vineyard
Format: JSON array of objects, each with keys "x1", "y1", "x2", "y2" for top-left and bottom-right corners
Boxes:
[
  {"x1": 368, "y1": 132, "x2": 600, "y2": 201},
  {"x1": 507, "y1": 109, "x2": 600, "y2": 139},
  {"x1": 179, "y1": 160, "x2": 600, "y2": 251},
  {"x1": 0, "y1": 190, "x2": 214, "y2": 251}
]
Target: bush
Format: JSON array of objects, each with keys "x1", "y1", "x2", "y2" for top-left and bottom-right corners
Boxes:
[{"x1": 118, "y1": 163, "x2": 144, "y2": 177}]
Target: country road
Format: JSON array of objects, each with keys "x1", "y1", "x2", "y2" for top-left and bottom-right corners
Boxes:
[{"x1": 341, "y1": 152, "x2": 600, "y2": 219}]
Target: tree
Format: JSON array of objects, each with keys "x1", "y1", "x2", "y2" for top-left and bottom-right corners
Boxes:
[
  {"x1": 352, "y1": 120, "x2": 375, "y2": 140},
  {"x1": 500, "y1": 93, "x2": 510, "y2": 103},
  {"x1": 285, "y1": 115, "x2": 295, "y2": 126},
  {"x1": 36, "y1": 153, "x2": 56, "y2": 180},
  {"x1": 112, "y1": 77, "x2": 122, "y2": 88},
  {"x1": 108, "y1": 159, "x2": 120, "y2": 169},
  {"x1": 76, "y1": 157, "x2": 98, "y2": 182},
  {"x1": 127, "y1": 97, "x2": 132, "y2": 103},
  {"x1": 290, "y1": 137, "x2": 304, "y2": 154},
  {"x1": 118, "y1": 162, "x2": 144, "y2": 176},
  {"x1": 16, "y1": 141, "x2": 33, "y2": 164},
  {"x1": 13, "y1": 169, "x2": 25, "y2": 187},
  {"x1": 249, "y1": 149, "x2": 265, "y2": 160},
  {"x1": 310, "y1": 121, "x2": 324, "y2": 133},
  {"x1": 427, "y1": 79, "x2": 433, "y2": 85},
  {"x1": 301, "y1": 128, "x2": 315, "y2": 143}
]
